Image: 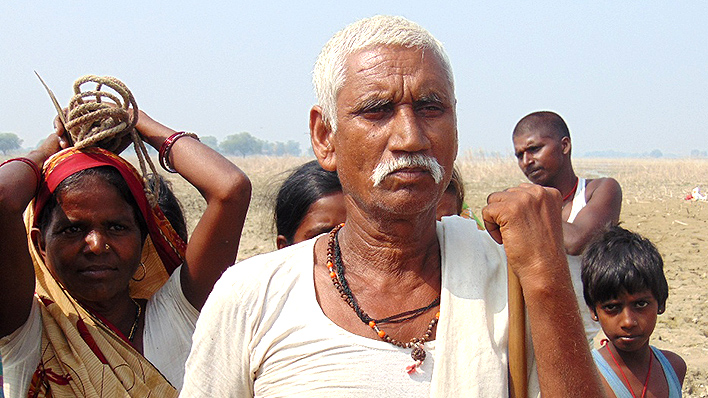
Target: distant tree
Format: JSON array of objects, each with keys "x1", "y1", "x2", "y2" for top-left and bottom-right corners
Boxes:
[
  {"x1": 649, "y1": 149, "x2": 663, "y2": 158},
  {"x1": 220, "y1": 132, "x2": 263, "y2": 157},
  {"x1": 0, "y1": 132, "x2": 22, "y2": 155},
  {"x1": 270, "y1": 141, "x2": 287, "y2": 156},
  {"x1": 690, "y1": 149, "x2": 707, "y2": 158},
  {"x1": 201, "y1": 136, "x2": 219, "y2": 151},
  {"x1": 284, "y1": 140, "x2": 301, "y2": 156}
]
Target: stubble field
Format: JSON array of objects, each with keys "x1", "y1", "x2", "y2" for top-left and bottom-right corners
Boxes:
[{"x1": 164, "y1": 154, "x2": 708, "y2": 397}]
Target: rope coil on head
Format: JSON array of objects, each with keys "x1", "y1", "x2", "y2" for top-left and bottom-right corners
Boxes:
[{"x1": 62, "y1": 75, "x2": 160, "y2": 205}]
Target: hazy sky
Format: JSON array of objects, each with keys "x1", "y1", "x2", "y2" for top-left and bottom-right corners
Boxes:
[{"x1": 1, "y1": 2, "x2": 706, "y2": 157}]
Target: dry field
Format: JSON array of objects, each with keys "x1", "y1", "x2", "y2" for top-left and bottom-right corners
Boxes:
[{"x1": 61, "y1": 154, "x2": 708, "y2": 396}]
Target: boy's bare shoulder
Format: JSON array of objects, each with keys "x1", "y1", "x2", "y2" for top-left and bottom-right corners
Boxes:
[{"x1": 658, "y1": 348, "x2": 687, "y2": 384}]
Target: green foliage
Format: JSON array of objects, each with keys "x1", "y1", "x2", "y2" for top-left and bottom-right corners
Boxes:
[
  {"x1": 201, "y1": 135, "x2": 219, "y2": 150},
  {"x1": 216, "y1": 132, "x2": 301, "y2": 157},
  {"x1": 220, "y1": 132, "x2": 264, "y2": 157},
  {"x1": 0, "y1": 132, "x2": 22, "y2": 155}
]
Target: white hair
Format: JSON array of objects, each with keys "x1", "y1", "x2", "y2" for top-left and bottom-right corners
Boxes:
[
  {"x1": 371, "y1": 153, "x2": 444, "y2": 187},
  {"x1": 313, "y1": 15, "x2": 454, "y2": 132}
]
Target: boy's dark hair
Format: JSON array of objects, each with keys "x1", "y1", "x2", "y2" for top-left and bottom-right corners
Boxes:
[
  {"x1": 274, "y1": 160, "x2": 341, "y2": 245},
  {"x1": 581, "y1": 225, "x2": 668, "y2": 312}
]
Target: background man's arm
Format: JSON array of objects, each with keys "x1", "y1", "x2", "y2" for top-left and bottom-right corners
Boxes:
[{"x1": 564, "y1": 177, "x2": 622, "y2": 255}]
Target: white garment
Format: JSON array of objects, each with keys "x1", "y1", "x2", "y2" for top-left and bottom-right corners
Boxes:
[
  {"x1": 181, "y1": 216, "x2": 539, "y2": 398},
  {"x1": 1, "y1": 265, "x2": 198, "y2": 397},
  {"x1": 566, "y1": 178, "x2": 602, "y2": 342}
]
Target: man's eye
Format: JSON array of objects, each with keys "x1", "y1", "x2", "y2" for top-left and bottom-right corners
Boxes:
[
  {"x1": 635, "y1": 301, "x2": 649, "y2": 309},
  {"x1": 416, "y1": 103, "x2": 444, "y2": 117},
  {"x1": 602, "y1": 304, "x2": 619, "y2": 312},
  {"x1": 360, "y1": 105, "x2": 391, "y2": 119}
]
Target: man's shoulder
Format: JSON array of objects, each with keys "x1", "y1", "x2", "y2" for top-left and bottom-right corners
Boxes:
[
  {"x1": 212, "y1": 240, "x2": 315, "y2": 298},
  {"x1": 438, "y1": 216, "x2": 505, "y2": 259},
  {"x1": 585, "y1": 177, "x2": 622, "y2": 201}
]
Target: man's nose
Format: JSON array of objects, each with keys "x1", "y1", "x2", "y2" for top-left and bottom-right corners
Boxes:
[
  {"x1": 389, "y1": 106, "x2": 430, "y2": 153},
  {"x1": 520, "y1": 152, "x2": 534, "y2": 167}
]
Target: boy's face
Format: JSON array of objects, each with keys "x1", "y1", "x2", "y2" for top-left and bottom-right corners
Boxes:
[{"x1": 592, "y1": 288, "x2": 659, "y2": 353}]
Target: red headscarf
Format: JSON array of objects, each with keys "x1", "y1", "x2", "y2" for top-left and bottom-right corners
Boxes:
[{"x1": 34, "y1": 146, "x2": 185, "y2": 275}]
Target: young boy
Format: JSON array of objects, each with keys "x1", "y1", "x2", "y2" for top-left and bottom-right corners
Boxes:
[{"x1": 582, "y1": 226, "x2": 686, "y2": 398}]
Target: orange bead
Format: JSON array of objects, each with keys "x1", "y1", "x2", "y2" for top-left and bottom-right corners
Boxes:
[
  {"x1": 436, "y1": 312, "x2": 440, "y2": 319},
  {"x1": 378, "y1": 330, "x2": 386, "y2": 338},
  {"x1": 327, "y1": 261, "x2": 333, "y2": 268},
  {"x1": 368, "y1": 321, "x2": 376, "y2": 328},
  {"x1": 329, "y1": 271, "x2": 336, "y2": 279}
]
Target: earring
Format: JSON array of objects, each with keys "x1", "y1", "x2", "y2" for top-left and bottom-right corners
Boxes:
[
  {"x1": 132, "y1": 262, "x2": 147, "y2": 282},
  {"x1": 105, "y1": 243, "x2": 110, "y2": 251}
]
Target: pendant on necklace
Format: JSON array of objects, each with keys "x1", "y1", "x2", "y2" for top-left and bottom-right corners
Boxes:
[
  {"x1": 411, "y1": 344, "x2": 426, "y2": 362},
  {"x1": 406, "y1": 344, "x2": 427, "y2": 374}
]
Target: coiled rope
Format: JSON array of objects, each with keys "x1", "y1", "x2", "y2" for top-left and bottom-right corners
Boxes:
[{"x1": 64, "y1": 75, "x2": 160, "y2": 205}]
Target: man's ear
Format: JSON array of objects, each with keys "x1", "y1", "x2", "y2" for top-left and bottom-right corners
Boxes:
[
  {"x1": 561, "y1": 136, "x2": 571, "y2": 156},
  {"x1": 30, "y1": 227, "x2": 47, "y2": 259},
  {"x1": 310, "y1": 105, "x2": 337, "y2": 172},
  {"x1": 276, "y1": 235, "x2": 289, "y2": 250}
]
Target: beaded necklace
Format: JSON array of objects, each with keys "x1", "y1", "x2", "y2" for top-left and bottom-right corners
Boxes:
[{"x1": 326, "y1": 223, "x2": 440, "y2": 374}]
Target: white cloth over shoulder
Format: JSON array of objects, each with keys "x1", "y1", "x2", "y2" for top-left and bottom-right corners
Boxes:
[
  {"x1": 1, "y1": 265, "x2": 198, "y2": 397},
  {"x1": 566, "y1": 178, "x2": 602, "y2": 342},
  {"x1": 181, "y1": 216, "x2": 539, "y2": 398},
  {"x1": 431, "y1": 216, "x2": 539, "y2": 397}
]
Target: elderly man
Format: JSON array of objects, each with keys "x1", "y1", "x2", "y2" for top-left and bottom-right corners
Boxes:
[
  {"x1": 513, "y1": 111, "x2": 622, "y2": 343},
  {"x1": 181, "y1": 16, "x2": 604, "y2": 397}
]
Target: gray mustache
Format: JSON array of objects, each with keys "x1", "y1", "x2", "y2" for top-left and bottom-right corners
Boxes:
[{"x1": 371, "y1": 154, "x2": 444, "y2": 187}]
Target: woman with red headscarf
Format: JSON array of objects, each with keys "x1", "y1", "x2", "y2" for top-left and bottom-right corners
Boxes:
[{"x1": 0, "y1": 111, "x2": 251, "y2": 397}]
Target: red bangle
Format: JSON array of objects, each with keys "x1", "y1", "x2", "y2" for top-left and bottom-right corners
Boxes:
[
  {"x1": 158, "y1": 132, "x2": 200, "y2": 173},
  {"x1": 1, "y1": 157, "x2": 42, "y2": 196}
]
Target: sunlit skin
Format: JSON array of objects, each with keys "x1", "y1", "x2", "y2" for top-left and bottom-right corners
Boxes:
[
  {"x1": 512, "y1": 128, "x2": 572, "y2": 191},
  {"x1": 322, "y1": 46, "x2": 458, "y2": 221},
  {"x1": 34, "y1": 175, "x2": 143, "y2": 315},
  {"x1": 436, "y1": 190, "x2": 459, "y2": 220},
  {"x1": 593, "y1": 289, "x2": 659, "y2": 354},
  {"x1": 309, "y1": 46, "x2": 456, "y2": 343},
  {"x1": 277, "y1": 192, "x2": 347, "y2": 249},
  {"x1": 591, "y1": 289, "x2": 688, "y2": 397}
]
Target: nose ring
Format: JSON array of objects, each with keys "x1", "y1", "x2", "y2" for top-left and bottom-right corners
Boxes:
[{"x1": 105, "y1": 243, "x2": 110, "y2": 251}]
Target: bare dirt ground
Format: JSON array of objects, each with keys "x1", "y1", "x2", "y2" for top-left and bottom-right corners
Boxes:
[{"x1": 164, "y1": 155, "x2": 708, "y2": 397}]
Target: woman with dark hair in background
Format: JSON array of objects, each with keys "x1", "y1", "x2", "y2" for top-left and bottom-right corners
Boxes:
[{"x1": 275, "y1": 160, "x2": 345, "y2": 249}]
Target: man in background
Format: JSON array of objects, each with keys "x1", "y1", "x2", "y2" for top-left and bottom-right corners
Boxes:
[{"x1": 513, "y1": 110, "x2": 622, "y2": 342}]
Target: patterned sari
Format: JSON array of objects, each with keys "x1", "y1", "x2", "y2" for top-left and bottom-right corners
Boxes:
[{"x1": 24, "y1": 147, "x2": 186, "y2": 397}]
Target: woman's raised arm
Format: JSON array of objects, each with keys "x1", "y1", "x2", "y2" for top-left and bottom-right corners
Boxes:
[
  {"x1": 134, "y1": 111, "x2": 251, "y2": 310},
  {"x1": 0, "y1": 133, "x2": 64, "y2": 336}
]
